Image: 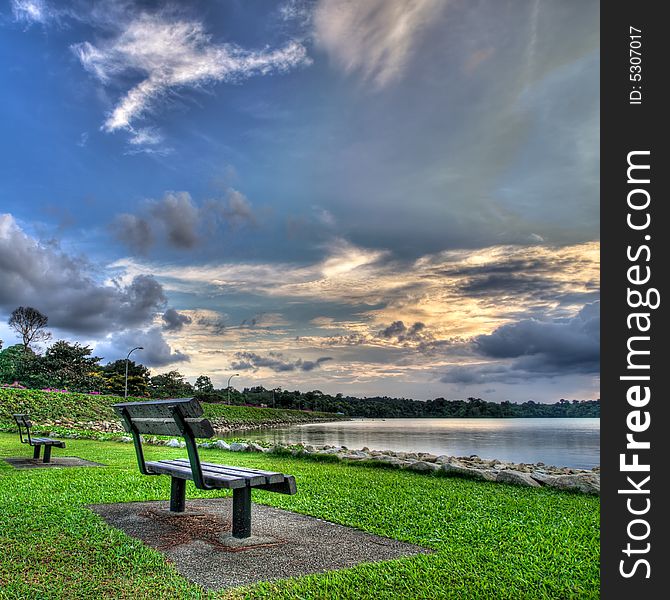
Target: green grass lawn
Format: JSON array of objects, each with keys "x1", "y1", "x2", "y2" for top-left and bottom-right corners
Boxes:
[{"x1": 0, "y1": 433, "x2": 599, "y2": 599}]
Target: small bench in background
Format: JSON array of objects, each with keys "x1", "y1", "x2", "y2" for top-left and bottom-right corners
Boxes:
[
  {"x1": 13, "y1": 414, "x2": 66, "y2": 463},
  {"x1": 112, "y1": 398, "x2": 297, "y2": 539}
]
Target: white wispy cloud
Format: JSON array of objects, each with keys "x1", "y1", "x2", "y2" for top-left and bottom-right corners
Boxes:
[
  {"x1": 313, "y1": 0, "x2": 445, "y2": 87},
  {"x1": 72, "y1": 12, "x2": 311, "y2": 135},
  {"x1": 11, "y1": 0, "x2": 52, "y2": 24}
]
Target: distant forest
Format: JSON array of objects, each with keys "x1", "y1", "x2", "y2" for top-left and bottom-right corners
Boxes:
[{"x1": 205, "y1": 387, "x2": 601, "y2": 419}]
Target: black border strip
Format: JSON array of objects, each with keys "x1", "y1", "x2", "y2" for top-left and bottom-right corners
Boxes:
[{"x1": 601, "y1": 3, "x2": 668, "y2": 596}]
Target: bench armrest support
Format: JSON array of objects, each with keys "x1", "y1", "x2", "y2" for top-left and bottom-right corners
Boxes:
[
  {"x1": 118, "y1": 406, "x2": 155, "y2": 476},
  {"x1": 170, "y1": 405, "x2": 216, "y2": 491}
]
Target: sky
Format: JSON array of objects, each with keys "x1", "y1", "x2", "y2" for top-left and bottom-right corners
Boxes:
[{"x1": 0, "y1": 0, "x2": 600, "y2": 402}]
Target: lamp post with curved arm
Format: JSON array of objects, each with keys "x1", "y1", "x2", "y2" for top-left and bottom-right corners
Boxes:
[
  {"x1": 124, "y1": 346, "x2": 144, "y2": 399},
  {"x1": 227, "y1": 373, "x2": 240, "y2": 405}
]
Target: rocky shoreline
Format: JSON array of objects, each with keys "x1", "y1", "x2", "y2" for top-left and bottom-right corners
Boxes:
[
  {"x1": 23, "y1": 420, "x2": 599, "y2": 495},
  {"x1": 127, "y1": 436, "x2": 600, "y2": 496}
]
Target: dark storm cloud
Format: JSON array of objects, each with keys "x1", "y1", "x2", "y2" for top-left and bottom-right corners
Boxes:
[
  {"x1": 112, "y1": 190, "x2": 256, "y2": 254},
  {"x1": 150, "y1": 191, "x2": 200, "y2": 249},
  {"x1": 162, "y1": 308, "x2": 192, "y2": 331},
  {"x1": 110, "y1": 213, "x2": 153, "y2": 255},
  {"x1": 231, "y1": 351, "x2": 332, "y2": 373},
  {"x1": 440, "y1": 303, "x2": 600, "y2": 384},
  {"x1": 459, "y1": 274, "x2": 558, "y2": 297},
  {"x1": 0, "y1": 214, "x2": 167, "y2": 334},
  {"x1": 379, "y1": 321, "x2": 426, "y2": 342},
  {"x1": 195, "y1": 314, "x2": 227, "y2": 335},
  {"x1": 97, "y1": 326, "x2": 190, "y2": 367}
]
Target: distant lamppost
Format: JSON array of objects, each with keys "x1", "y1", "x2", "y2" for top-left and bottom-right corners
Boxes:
[
  {"x1": 227, "y1": 373, "x2": 240, "y2": 405},
  {"x1": 124, "y1": 346, "x2": 144, "y2": 399}
]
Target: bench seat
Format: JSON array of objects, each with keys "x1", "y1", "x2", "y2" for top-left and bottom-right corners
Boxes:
[
  {"x1": 29, "y1": 438, "x2": 66, "y2": 448},
  {"x1": 146, "y1": 458, "x2": 292, "y2": 490}
]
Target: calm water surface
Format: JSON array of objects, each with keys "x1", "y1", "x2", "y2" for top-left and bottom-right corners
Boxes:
[{"x1": 236, "y1": 418, "x2": 600, "y2": 469}]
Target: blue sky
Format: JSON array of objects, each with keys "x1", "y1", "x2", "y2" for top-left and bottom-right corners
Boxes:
[{"x1": 0, "y1": 0, "x2": 599, "y2": 401}]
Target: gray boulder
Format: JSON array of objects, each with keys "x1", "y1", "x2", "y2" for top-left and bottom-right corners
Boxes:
[
  {"x1": 496, "y1": 470, "x2": 541, "y2": 487},
  {"x1": 229, "y1": 442, "x2": 249, "y2": 452},
  {"x1": 547, "y1": 473, "x2": 600, "y2": 495},
  {"x1": 407, "y1": 461, "x2": 441, "y2": 473}
]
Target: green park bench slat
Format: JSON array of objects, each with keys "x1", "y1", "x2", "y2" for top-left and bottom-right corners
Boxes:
[{"x1": 171, "y1": 458, "x2": 286, "y2": 484}]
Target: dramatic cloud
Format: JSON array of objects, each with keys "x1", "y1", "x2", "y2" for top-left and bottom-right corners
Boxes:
[
  {"x1": 72, "y1": 11, "x2": 311, "y2": 135},
  {"x1": 150, "y1": 191, "x2": 200, "y2": 249},
  {"x1": 314, "y1": 0, "x2": 445, "y2": 87},
  {"x1": 0, "y1": 213, "x2": 166, "y2": 335},
  {"x1": 96, "y1": 326, "x2": 189, "y2": 367},
  {"x1": 231, "y1": 351, "x2": 332, "y2": 373},
  {"x1": 204, "y1": 190, "x2": 256, "y2": 228},
  {"x1": 379, "y1": 321, "x2": 426, "y2": 342},
  {"x1": 110, "y1": 213, "x2": 153, "y2": 254},
  {"x1": 441, "y1": 303, "x2": 600, "y2": 384},
  {"x1": 112, "y1": 190, "x2": 256, "y2": 253},
  {"x1": 162, "y1": 308, "x2": 192, "y2": 332}
]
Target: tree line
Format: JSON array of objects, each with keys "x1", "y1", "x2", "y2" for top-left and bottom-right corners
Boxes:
[
  {"x1": 214, "y1": 387, "x2": 600, "y2": 418},
  {"x1": 1, "y1": 306, "x2": 600, "y2": 416}
]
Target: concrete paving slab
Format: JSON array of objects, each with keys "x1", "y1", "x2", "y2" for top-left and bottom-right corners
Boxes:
[
  {"x1": 4, "y1": 456, "x2": 105, "y2": 469},
  {"x1": 91, "y1": 498, "x2": 431, "y2": 590}
]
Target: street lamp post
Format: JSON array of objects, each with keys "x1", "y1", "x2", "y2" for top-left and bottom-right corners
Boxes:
[
  {"x1": 124, "y1": 346, "x2": 144, "y2": 399},
  {"x1": 227, "y1": 373, "x2": 239, "y2": 405}
]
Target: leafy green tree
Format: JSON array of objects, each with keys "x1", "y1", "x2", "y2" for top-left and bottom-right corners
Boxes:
[
  {"x1": 101, "y1": 359, "x2": 150, "y2": 397},
  {"x1": 149, "y1": 371, "x2": 194, "y2": 399},
  {"x1": 194, "y1": 375, "x2": 214, "y2": 393},
  {"x1": 41, "y1": 341, "x2": 102, "y2": 392},
  {"x1": 0, "y1": 344, "x2": 48, "y2": 388}
]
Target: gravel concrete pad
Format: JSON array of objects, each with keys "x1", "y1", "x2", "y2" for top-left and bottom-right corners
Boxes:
[
  {"x1": 91, "y1": 498, "x2": 431, "y2": 590},
  {"x1": 4, "y1": 457, "x2": 105, "y2": 469}
]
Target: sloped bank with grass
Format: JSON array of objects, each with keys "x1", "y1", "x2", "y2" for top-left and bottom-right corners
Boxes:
[{"x1": 0, "y1": 388, "x2": 346, "y2": 435}]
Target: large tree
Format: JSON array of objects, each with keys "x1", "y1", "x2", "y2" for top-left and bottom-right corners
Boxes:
[
  {"x1": 0, "y1": 344, "x2": 47, "y2": 388},
  {"x1": 101, "y1": 359, "x2": 150, "y2": 397},
  {"x1": 149, "y1": 371, "x2": 194, "y2": 399},
  {"x1": 42, "y1": 341, "x2": 102, "y2": 391},
  {"x1": 8, "y1": 306, "x2": 52, "y2": 352}
]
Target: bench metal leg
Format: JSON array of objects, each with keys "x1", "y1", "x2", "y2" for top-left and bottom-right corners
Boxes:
[
  {"x1": 232, "y1": 487, "x2": 252, "y2": 538},
  {"x1": 42, "y1": 445, "x2": 52, "y2": 463},
  {"x1": 33, "y1": 445, "x2": 41, "y2": 460},
  {"x1": 170, "y1": 477, "x2": 186, "y2": 512}
]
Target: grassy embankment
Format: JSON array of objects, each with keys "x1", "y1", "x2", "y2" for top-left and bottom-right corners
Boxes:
[
  {"x1": 0, "y1": 433, "x2": 599, "y2": 599},
  {"x1": 0, "y1": 388, "x2": 340, "y2": 435}
]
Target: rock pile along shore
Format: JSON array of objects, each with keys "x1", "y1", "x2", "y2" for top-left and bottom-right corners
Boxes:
[
  {"x1": 36, "y1": 423, "x2": 599, "y2": 495},
  {"x1": 191, "y1": 440, "x2": 599, "y2": 495}
]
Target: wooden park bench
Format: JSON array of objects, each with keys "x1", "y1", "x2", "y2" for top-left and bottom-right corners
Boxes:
[
  {"x1": 112, "y1": 398, "x2": 297, "y2": 539},
  {"x1": 13, "y1": 414, "x2": 66, "y2": 463}
]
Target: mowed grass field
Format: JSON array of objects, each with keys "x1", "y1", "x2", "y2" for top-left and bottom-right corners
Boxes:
[{"x1": 0, "y1": 433, "x2": 599, "y2": 599}]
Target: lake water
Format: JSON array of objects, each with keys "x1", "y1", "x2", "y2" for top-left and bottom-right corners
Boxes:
[{"x1": 236, "y1": 418, "x2": 600, "y2": 469}]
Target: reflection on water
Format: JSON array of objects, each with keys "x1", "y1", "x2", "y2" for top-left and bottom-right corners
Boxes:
[{"x1": 234, "y1": 418, "x2": 600, "y2": 469}]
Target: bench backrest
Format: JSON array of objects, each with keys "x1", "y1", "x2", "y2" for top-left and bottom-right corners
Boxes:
[
  {"x1": 112, "y1": 398, "x2": 215, "y2": 438},
  {"x1": 112, "y1": 398, "x2": 215, "y2": 490},
  {"x1": 13, "y1": 414, "x2": 33, "y2": 444}
]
